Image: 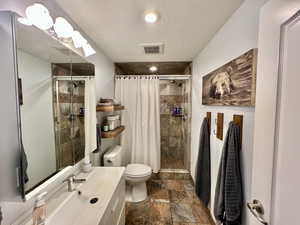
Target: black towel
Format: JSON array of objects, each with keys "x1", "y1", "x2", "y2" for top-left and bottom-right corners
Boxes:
[
  {"x1": 96, "y1": 123, "x2": 102, "y2": 149},
  {"x1": 214, "y1": 122, "x2": 243, "y2": 225},
  {"x1": 0, "y1": 206, "x2": 3, "y2": 225},
  {"x1": 195, "y1": 117, "x2": 211, "y2": 206},
  {"x1": 21, "y1": 143, "x2": 29, "y2": 184}
]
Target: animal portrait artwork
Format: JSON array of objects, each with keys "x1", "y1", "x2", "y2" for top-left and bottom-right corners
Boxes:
[{"x1": 202, "y1": 49, "x2": 257, "y2": 106}]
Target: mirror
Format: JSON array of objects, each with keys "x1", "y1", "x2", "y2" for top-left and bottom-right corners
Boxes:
[{"x1": 15, "y1": 15, "x2": 95, "y2": 194}]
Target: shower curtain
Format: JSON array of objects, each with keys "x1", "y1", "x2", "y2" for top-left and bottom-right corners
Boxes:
[
  {"x1": 84, "y1": 78, "x2": 97, "y2": 156},
  {"x1": 115, "y1": 75, "x2": 161, "y2": 173}
]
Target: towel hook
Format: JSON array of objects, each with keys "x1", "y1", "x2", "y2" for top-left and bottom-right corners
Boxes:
[
  {"x1": 206, "y1": 112, "x2": 211, "y2": 135},
  {"x1": 233, "y1": 114, "x2": 243, "y2": 146}
]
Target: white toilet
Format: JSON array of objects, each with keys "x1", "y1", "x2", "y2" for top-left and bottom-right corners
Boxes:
[{"x1": 104, "y1": 145, "x2": 152, "y2": 202}]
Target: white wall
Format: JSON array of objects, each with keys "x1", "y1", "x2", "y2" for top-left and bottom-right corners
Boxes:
[
  {"x1": 18, "y1": 50, "x2": 56, "y2": 191},
  {"x1": 191, "y1": 0, "x2": 268, "y2": 224},
  {"x1": 89, "y1": 53, "x2": 115, "y2": 100},
  {"x1": 88, "y1": 49, "x2": 116, "y2": 159}
]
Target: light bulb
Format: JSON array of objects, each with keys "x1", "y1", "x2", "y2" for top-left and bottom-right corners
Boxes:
[
  {"x1": 17, "y1": 17, "x2": 33, "y2": 26},
  {"x1": 144, "y1": 11, "x2": 159, "y2": 24},
  {"x1": 25, "y1": 3, "x2": 53, "y2": 30},
  {"x1": 72, "y1": 31, "x2": 87, "y2": 48},
  {"x1": 53, "y1": 17, "x2": 74, "y2": 38},
  {"x1": 149, "y1": 66, "x2": 158, "y2": 72},
  {"x1": 82, "y1": 43, "x2": 96, "y2": 57}
]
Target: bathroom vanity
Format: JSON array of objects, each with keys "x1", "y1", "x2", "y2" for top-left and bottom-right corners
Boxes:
[{"x1": 20, "y1": 167, "x2": 125, "y2": 225}]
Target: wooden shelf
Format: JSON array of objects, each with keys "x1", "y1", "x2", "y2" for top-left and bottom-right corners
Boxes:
[
  {"x1": 96, "y1": 105, "x2": 125, "y2": 112},
  {"x1": 101, "y1": 126, "x2": 125, "y2": 139},
  {"x1": 172, "y1": 114, "x2": 185, "y2": 118}
]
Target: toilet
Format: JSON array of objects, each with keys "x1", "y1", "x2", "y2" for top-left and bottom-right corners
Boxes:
[{"x1": 104, "y1": 145, "x2": 152, "y2": 202}]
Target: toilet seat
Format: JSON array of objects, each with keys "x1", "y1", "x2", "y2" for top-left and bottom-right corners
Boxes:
[{"x1": 125, "y1": 164, "x2": 152, "y2": 178}]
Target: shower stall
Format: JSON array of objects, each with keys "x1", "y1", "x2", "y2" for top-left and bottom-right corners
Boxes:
[
  {"x1": 52, "y1": 78, "x2": 86, "y2": 169},
  {"x1": 159, "y1": 76, "x2": 192, "y2": 171}
]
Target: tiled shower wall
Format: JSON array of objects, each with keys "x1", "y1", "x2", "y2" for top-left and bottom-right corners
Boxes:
[
  {"x1": 53, "y1": 80, "x2": 85, "y2": 169},
  {"x1": 160, "y1": 80, "x2": 191, "y2": 170}
]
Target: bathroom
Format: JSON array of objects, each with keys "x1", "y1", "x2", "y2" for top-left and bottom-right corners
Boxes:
[{"x1": 0, "y1": 1, "x2": 300, "y2": 225}]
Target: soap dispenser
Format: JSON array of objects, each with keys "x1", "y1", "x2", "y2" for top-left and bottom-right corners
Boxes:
[{"x1": 33, "y1": 192, "x2": 47, "y2": 225}]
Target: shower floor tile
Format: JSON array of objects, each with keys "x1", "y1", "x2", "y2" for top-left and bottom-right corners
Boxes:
[
  {"x1": 162, "y1": 158, "x2": 185, "y2": 169},
  {"x1": 126, "y1": 172, "x2": 215, "y2": 225}
]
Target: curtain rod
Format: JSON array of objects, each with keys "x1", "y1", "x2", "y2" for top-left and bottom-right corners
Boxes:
[
  {"x1": 53, "y1": 76, "x2": 93, "y2": 80},
  {"x1": 115, "y1": 75, "x2": 191, "y2": 80},
  {"x1": 159, "y1": 76, "x2": 191, "y2": 80}
]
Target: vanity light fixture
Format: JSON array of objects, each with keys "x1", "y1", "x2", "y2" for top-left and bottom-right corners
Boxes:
[
  {"x1": 17, "y1": 17, "x2": 33, "y2": 26},
  {"x1": 24, "y1": 3, "x2": 95, "y2": 57},
  {"x1": 72, "y1": 31, "x2": 96, "y2": 57},
  {"x1": 25, "y1": 3, "x2": 53, "y2": 30},
  {"x1": 82, "y1": 43, "x2": 96, "y2": 57},
  {"x1": 144, "y1": 10, "x2": 159, "y2": 24},
  {"x1": 72, "y1": 31, "x2": 88, "y2": 48},
  {"x1": 149, "y1": 66, "x2": 158, "y2": 72},
  {"x1": 53, "y1": 17, "x2": 74, "y2": 38}
]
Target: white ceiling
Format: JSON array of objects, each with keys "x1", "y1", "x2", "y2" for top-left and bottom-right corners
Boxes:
[{"x1": 56, "y1": 0, "x2": 243, "y2": 62}]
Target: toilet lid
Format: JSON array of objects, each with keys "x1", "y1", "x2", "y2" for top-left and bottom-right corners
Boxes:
[{"x1": 125, "y1": 164, "x2": 152, "y2": 177}]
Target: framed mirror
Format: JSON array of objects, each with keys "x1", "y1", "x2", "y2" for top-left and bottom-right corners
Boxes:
[{"x1": 14, "y1": 14, "x2": 95, "y2": 195}]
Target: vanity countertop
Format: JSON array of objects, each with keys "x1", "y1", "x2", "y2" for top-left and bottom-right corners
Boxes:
[{"x1": 23, "y1": 167, "x2": 125, "y2": 225}]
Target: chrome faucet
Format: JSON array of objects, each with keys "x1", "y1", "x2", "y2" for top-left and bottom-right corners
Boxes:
[{"x1": 63, "y1": 175, "x2": 86, "y2": 192}]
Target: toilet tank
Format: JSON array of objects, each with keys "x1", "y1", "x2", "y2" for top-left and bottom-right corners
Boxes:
[{"x1": 103, "y1": 145, "x2": 123, "y2": 166}]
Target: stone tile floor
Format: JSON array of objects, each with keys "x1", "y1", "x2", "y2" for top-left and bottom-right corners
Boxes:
[{"x1": 125, "y1": 172, "x2": 215, "y2": 225}]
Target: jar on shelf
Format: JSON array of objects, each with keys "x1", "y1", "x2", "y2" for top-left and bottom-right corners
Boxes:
[
  {"x1": 102, "y1": 120, "x2": 109, "y2": 132},
  {"x1": 107, "y1": 115, "x2": 120, "y2": 131}
]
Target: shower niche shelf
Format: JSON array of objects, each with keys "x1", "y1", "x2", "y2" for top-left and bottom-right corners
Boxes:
[
  {"x1": 101, "y1": 126, "x2": 125, "y2": 139},
  {"x1": 172, "y1": 114, "x2": 185, "y2": 118},
  {"x1": 96, "y1": 105, "x2": 125, "y2": 112}
]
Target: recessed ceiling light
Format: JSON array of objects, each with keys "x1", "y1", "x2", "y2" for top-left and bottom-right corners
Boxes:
[
  {"x1": 149, "y1": 66, "x2": 158, "y2": 72},
  {"x1": 144, "y1": 11, "x2": 159, "y2": 24}
]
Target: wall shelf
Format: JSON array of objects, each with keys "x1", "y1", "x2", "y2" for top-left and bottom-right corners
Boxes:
[
  {"x1": 172, "y1": 114, "x2": 185, "y2": 118},
  {"x1": 101, "y1": 126, "x2": 125, "y2": 139},
  {"x1": 96, "y1": 105, "x2": 125, "y2": 112}
]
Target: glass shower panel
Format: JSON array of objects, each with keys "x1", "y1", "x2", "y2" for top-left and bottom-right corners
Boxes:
[
  {"x1": 160, "y1": 79, "x2": 191, "y2": 170},
  {"x1": 53, "y1": 79, "x2": 85, "y2": 169}
]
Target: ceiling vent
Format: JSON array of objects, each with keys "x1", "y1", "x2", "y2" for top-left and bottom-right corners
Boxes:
[{"x1": 140, "y1": 43, "x2": 164, "y2": 55}]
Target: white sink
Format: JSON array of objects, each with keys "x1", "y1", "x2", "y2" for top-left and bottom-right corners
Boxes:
[
  {"x1": 46, "y1": 191, "x2": 101, "y2": 225},
  {"x1": 24, "y1": 167, "x2": 125, "y2": 225}
]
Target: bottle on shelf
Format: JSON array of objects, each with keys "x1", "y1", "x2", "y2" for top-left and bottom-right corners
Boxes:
[{"x1": 102, "y1": 120, "x2": 109, "y2": 132}]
